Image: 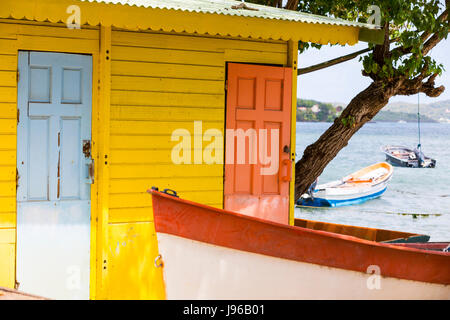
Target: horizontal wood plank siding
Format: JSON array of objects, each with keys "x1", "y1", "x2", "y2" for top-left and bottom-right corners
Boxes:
[
  {"x1": 109, "y1": 29, "x2": 287, "y2": 224},
  {"x1": 0, "y1": 20, "x2": 100, "y2": 289},
  {"x1": 0, "y1": 20, "x2": 288, "y2": 294},
  {"x1": 0, "y1": 23, "x2": 18, "y2": 289}
]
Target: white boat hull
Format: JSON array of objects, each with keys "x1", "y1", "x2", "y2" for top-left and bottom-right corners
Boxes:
[
  {"x1": 157, "y1": 233, "x2": 450, "y2": 300},
  {"x1": 298, "y1": 162, "x2": 393, "y2": 207},
  {"x1": 150, "y1": 189, "x2": 450, "y2": 300},
  {"x1": 314, "y1": 178, "x2": 389, "y2": 201}
]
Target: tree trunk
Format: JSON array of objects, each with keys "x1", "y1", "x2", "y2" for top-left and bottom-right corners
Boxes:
[{"x1": 294, "y1": 80, "x2": 400, "y2": 200}]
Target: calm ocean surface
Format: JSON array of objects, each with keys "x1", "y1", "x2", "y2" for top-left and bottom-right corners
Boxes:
[{"x1": 294, "y1": 122, "x2": 450, "y2": 241}]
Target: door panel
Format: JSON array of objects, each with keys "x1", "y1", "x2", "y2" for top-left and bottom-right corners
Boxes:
[
  {"x1": 60, "y1": 118, "x2": 82, "y2": 199},
  {"x1": 62, "y1": 68, "x2": 82, "y2": 103},
  {"x1": 224, "y1": 63, "x2": 292, "y2": 224},
  {"x1": 28, "y1": 117, "x2": 50, "y2": 200},
  {"x1": 29, "y1": 66, "x2": 51, "y2": 102},
  {"x1": 16, "y1": 51, "x2": 92, "y2": 299},
  {"x1": 262, "y1": 121, "x2": 281, "y2": 194}
]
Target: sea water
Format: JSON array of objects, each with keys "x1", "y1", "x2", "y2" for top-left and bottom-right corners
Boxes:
[{"x1": 295, "y1": 122, "x2": 450, "y2": 241}]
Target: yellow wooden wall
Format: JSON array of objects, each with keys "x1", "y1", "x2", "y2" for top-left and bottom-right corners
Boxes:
[
  {"x1": 0, "y1": 19, "x2": 289, "y2": 299},
  {"x1": 0, "y1": 20, "x2": 101, "y2": 291},
  {"x1": 108, "y1": 29, "x2": 288, "y2": 220},
  {"x1": 0, "y1": 21, "x2": 17, "y2": 288},
  {"x1": 105, "y1": 29, "x2": 288, "y2": 299}
]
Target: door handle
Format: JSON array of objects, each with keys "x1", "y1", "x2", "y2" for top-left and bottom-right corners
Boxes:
[
  {"x1": 280, "y1": 159, "x2": 292, "y2": 182},
  {"x1": 85, "y1": 159, "x2": 94, "y2": 184}
]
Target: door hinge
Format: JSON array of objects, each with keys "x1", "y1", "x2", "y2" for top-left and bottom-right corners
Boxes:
[
  {"x1": 16, "y1": 70, "x2": 19, "y2": 83},
  {"x1": 225, "y1": 80, "x2": 228, "y2": 91},
  {"x1": 17, "y1": 109, "x2": 19, "y2": 125}
]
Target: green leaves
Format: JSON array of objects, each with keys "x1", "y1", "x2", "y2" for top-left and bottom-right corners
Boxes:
[
  {"x1": 248, "y1": 0, "x2": 448, "y2": 82},
  {"x1": 341, "y1": 115, "x2": 356, "y2": 128}
]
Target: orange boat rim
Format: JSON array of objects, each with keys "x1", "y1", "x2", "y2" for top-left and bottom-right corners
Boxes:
[{"x1": 148, "y1": 188, "x2": 450, "y2": 300}]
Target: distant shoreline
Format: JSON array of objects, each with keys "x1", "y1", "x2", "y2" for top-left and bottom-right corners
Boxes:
[{"x1": 296, "y1": 98, "x2": 450, "y2": 123}]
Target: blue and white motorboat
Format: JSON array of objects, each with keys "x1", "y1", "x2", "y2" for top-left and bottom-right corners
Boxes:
[{"x1": 297, "y1": 162, "x2": 394, "y2": 208}]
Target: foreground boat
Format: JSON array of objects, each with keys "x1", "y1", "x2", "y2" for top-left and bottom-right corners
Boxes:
[
  {"x1": 297, "y1": 162, "x2": 393, "y2": 208},
  {"x1": 149, "y1": 188, "x2": 450, "y2": 299},
  {"x1": 0, "y1": 286, "x2": 46, "y2": 300},
  {"x1": 382, "y1": 145, "x2": 436, "y2": 168}
]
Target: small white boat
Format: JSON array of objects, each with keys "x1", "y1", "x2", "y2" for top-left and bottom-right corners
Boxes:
[{"x1": 297, "y1": 162, "x2": 393, "y2": 208}]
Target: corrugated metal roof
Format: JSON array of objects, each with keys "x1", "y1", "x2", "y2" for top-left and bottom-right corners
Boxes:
[{"x1": 83, "y1": 0, "x2": 379, "y2": 30}]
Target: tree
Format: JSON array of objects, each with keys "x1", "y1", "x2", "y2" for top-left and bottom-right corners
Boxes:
[{"x1": 248, "y1": 0, "x2": 449, "y2": 200}]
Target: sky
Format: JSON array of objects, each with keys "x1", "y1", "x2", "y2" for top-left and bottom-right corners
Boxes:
[{"x1": 297, "y1": 16, "x2": 450, "y2": 106}]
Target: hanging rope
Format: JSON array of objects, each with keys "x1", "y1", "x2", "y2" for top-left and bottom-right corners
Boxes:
[{"x1": 417, "y1": 93, "x2": 422, "y2": 151}]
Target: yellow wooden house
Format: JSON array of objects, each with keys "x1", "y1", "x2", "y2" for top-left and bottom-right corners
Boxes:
[{"x1": 0, "y1": 0, "x2": 381, "y2": 299}]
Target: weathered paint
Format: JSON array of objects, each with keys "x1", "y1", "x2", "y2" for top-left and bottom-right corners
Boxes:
[
  {"x1": 107, "y1": 222, "x2": 165, "y2": 300},
  {"x1": 287, "y1": 40, "x2": 298, "y2": 226},
  {"x1": 16, "y1": 51, "x2": 93, "y2": 299},
  {"x1": 95, "y1": 25, "x2": 111, "y2": 300},
  {"x1": 0, "y1": 20, "x2": 101, "y2": 296},
  {"x1": 224, "y1": 63, "x2": 292, "y2": 224}
]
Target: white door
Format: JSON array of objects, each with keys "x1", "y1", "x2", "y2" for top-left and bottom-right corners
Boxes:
[{"x1": 16, "y1": 51, "x2": 93, "y2": 299}]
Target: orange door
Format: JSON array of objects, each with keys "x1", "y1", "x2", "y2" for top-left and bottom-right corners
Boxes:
[{"x1": 224, "y1": 63, "x2": 292, "y2": 224}]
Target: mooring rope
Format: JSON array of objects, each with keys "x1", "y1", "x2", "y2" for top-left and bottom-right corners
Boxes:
[{"x1": 417, "y1": 93, "x2": 422, "y2": 151}]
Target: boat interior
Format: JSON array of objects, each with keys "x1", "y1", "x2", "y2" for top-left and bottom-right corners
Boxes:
[
  {"x1": 390, "y1": 149, "x2": 420, "y2": 160},
  {"x1": 386, "y1": 146, "x2": 433, "y2": 162},
  {"x1": 321, "y1": 163, "x2": 392, "y2": 189},
  {"x1": 388, "y1": 242, "x2": 450, "y2": 252},
  {"x1": 294, "y1": 218, "x2": 429, "y2": 244}
]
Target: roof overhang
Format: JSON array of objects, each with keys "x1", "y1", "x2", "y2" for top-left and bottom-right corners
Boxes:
[{"x1": 0, "y1": 0, "x2": 384, "y2": 45}]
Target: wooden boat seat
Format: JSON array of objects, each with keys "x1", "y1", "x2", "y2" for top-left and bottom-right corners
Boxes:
[
  {"x1": 346, "y1": 167, "x2": 387, "y2": 184},
  {"x1": 392, "y1": 151, "x2": 416, "y2": 160},
  {"x1": 346, "y1": 178, "x2": 373, "y2": 184}
]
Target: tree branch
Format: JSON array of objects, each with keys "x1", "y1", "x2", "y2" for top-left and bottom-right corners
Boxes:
[
  {"x1": 394, "y1": 5, "x2": 448, "y2": 97},
  {"x1": 373, "y1": 21, "x2": 391, "y2": 65},
  {"x1": 421, "y1": 4, "x2": 448, "y2": 56},
  {"x1": 422, "y1": 30, "x2": 448, "y2": 56},
  {"x1": 395, "y1": 60, "x2": 445, "y2": 97},
  {"x1": 297, "y1": 47, "x2": 372, "y2": 75},
  {"x1": 391, "y1": 7, "x2": 449, "y2": 58},
  {"x1": 421, "y1": 74, "x2": 446, "y2": 97},
  {"x1": 397, "y1": 72, "x2": 445, "y2": 97},
  {"x1": 297, "y1": 7, "x2": 448, "y2": 79},
  {"x1": 298, "y1": 37, "x2": 401, "y2": 76},
  {"x1": 284, "y1": 0, "x2": 299, "y2": 10}
]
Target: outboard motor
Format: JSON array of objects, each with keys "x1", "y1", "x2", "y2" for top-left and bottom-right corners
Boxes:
[{"x1": 307, "y1": 178, "x2": 318, "y2": 199}]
